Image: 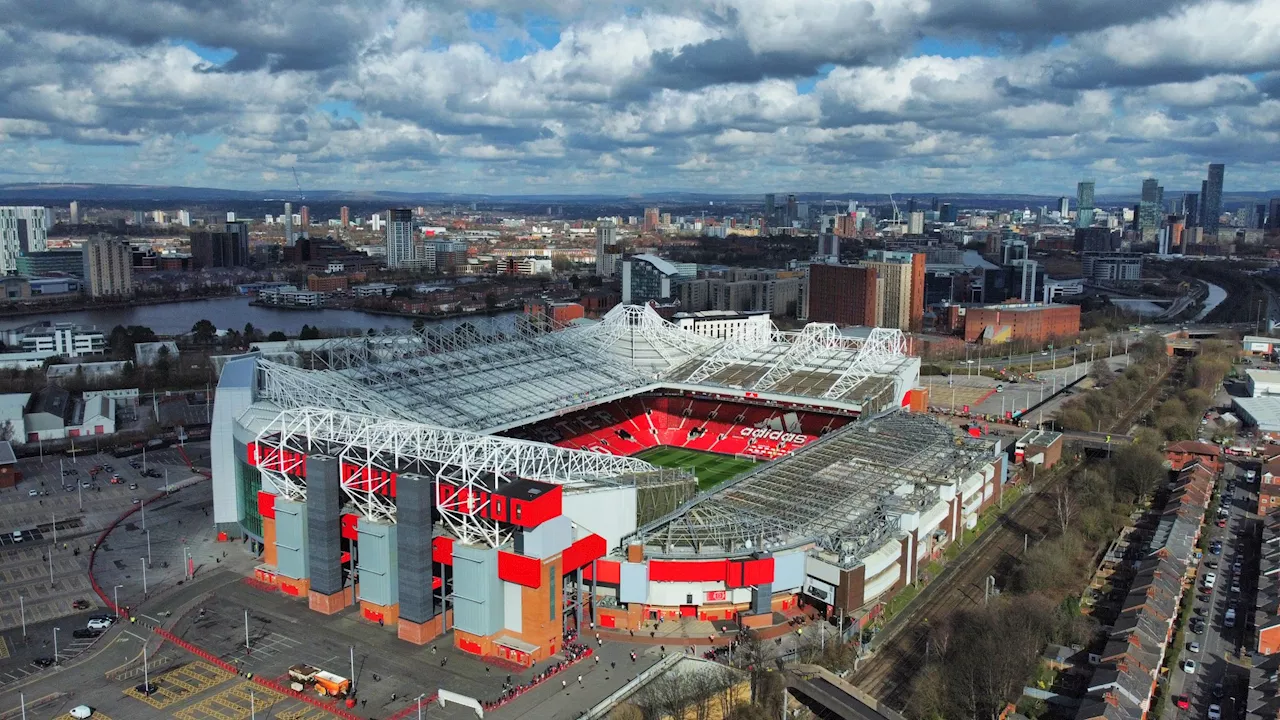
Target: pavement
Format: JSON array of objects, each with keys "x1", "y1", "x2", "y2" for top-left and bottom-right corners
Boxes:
[{"x1": 0, "y1": 444, "x2": 667, "y2": 720}]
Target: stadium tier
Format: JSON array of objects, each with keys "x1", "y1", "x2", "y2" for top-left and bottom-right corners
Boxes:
[
  {"x1": 208, "y1": 305, "x2": 1008, "y2": 666},
  {"x1": 503, "y1": 394, "x2": 852, "y2": 460}
]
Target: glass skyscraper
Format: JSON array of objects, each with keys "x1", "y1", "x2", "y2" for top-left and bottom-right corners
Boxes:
[
  {"x1": 1200, "y1": 163, "x2": 1225, "y2": 233},
  {"x1": 1076, "y1": 180, "x2": 1095, "y2": 229}
]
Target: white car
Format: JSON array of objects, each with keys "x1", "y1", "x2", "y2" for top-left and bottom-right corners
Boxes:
[
  {"x1": 10, "y1": 530, "x2": 22, "y2": 543},
  {"x1": 27, "y1": 489, "x2": 38, "y2": 497},
  {"x1": 86, "y1": 617, "x2": 113, "y2": 631},
  {"x1": 1188, "y1": 641, "x2": 1201, "y2": 653},
  {"x1": 1209, "y1": 704, "x2": 1222, "y2": 720},
  {"x1": 1183, "y1": 659, "x2": 1197, "y2": 674},
  {"x1": 1203, "y1": 572, "x2": 1217, "y2": 587},
  {"x1": 69, "y1": 706, "x2": 94, "y2": 719}
]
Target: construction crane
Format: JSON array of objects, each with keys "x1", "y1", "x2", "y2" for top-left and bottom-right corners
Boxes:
[
  {"x1": 887, "y1": 193, "x2": 901, "y2": 223},
  {"x1": 292, "y1": 167, "x2": 305, "y2": 201}
]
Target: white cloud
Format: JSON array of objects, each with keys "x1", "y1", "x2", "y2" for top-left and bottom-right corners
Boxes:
[{"x1": 0, "y1": 0, "x2": 1277, "y2": 193}]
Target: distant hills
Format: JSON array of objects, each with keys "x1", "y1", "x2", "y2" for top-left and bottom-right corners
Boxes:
[{"x1": 0, "y1": 182, "x2": 1276, "y2": 207}]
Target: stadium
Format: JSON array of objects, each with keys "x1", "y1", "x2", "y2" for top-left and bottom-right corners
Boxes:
[{"x1": 210, "y1": 304, "x2": 1008, "y2": 665}]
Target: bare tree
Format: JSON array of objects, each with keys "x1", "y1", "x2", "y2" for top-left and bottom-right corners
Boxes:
[{"x1": 1053, "y1": 481, "x2": 1076, "y2": 535}]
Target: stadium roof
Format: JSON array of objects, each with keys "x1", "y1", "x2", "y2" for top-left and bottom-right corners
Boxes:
[
  {"x1": 625, "y1": 412, "x2": 997, "y2": 567},
  {"x1": 254, "y1": 304, "x2": 915, "y2": 434}
]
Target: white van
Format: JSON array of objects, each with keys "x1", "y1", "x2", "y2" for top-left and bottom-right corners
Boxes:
[
  {"x1": 10, "y1": 530, "x2": 22, "y2": 543},
  {"x1": 69, "y1": 706, "x2": 93, "y2": 719}
]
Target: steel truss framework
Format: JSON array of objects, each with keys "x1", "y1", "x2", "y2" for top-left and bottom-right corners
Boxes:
[
  {"x1": 672, "y1": 323, "x2": 908, "y2": 401},
  {"x1": 624, "y1": 412, "x2": 993, "y2": 565},
  {"x1": 254, "y1": 305, "x2": 910, "y2": 434},
  {"x1": 251, "y1": 406, "x2": 675, "y2": 547}
]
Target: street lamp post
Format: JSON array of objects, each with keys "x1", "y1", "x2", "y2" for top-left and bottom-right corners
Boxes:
[
  {"x1": 114, "y1": 585, "x2": 123, "y2": 618},
  {"x1": 19, "y1": 595, "x2": 25, "y2": 637},
  {"x1": 53, "y1": 627, "x2": 60, "y2": 664},
  {"x1": 417, "y1": 694, "x2": 426, "y2": 720},
  {"x1": 142, "y1": 559, "x2": 148, "y2": 596}
]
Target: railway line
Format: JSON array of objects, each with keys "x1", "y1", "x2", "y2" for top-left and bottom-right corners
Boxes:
[{"x1": 851, "y1": 358, "x2": 1179, "y2": 710}]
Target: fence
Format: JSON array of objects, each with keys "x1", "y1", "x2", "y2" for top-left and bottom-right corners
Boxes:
[{"x1": 581, "y1": 652, "x2": 683, "y2": 720}]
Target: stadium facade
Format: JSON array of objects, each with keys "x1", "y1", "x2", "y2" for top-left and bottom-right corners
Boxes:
[{"x1": 210, "y1": 305, "x2": 1007, "y2": 665}]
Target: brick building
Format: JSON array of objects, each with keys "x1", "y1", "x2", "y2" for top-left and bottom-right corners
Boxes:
[
  {"x1": 962, "y1": 302, "x2": 1081, "y2": 344},
  {"x1": 307, "y1": 274, "x2": 350, "y2": 293},
  {"x1": 806, "y1": 264, "x2": 879, "y2": 326},
  {"x1": 1166, "y1": 440, "x2": 1224, "y2": 475}
]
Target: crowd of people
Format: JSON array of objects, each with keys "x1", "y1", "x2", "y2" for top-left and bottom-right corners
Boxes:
[{"x1": 480, "y1": 629, "x2": 593, "y2": 711}]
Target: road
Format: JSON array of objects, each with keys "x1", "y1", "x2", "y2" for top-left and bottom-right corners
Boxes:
[{"x1": 1166, "y1": 457, "x2": 1256, "y2": 720}]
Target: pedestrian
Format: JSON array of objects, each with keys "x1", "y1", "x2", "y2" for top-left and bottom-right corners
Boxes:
[
  {"x1": 610, "y1": 661, "x2": 616, "y2": 669},
  {"x1": 561, "y1": 680, "x2": 567, "y2": 689},
  {"x1": 362, "y1": 699, "x2": 367, "y2": 708},
  {"x1": 577, "y1": 675, "x2": 582, "y2": 686},
  {"x1": 594, "y1": 656, "x2": 599, "y2": 664},
  {"x1": 391, "y1": 693, "x2": 397, "y2": 702}
]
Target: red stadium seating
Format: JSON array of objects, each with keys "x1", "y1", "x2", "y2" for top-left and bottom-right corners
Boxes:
[{"x1": 505, "y1": 395, "x2": 851, "y2": 461}]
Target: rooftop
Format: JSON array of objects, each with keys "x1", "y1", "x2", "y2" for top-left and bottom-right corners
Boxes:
[
  {"x1": 624, "y1": 412, "x2": 995, "y2": 565},
  {"x1": 255, "y1": 305, "x2": 916, "y2": 434}
]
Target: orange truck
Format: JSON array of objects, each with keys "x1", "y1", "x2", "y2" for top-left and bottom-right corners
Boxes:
[{"x1": 287, "y1": 664, "x2": 351, "y2": 698}]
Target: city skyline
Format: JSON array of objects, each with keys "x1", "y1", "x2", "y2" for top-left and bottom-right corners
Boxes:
[{"x1": 0, "y1": 0, "x2": 1278, "y2": 195}]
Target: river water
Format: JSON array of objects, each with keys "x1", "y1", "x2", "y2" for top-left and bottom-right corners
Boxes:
[
  {"x1": 1194, "y1": 281, "x2": 1227, "y2": 322},
  {"x1": 0, "y1": 296, "x2": 517, "y2": 336}
]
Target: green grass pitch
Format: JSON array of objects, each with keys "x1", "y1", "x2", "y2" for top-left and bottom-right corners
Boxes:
[{"x1": 634, "y1": 446, "x2": 760, "y2": 490}]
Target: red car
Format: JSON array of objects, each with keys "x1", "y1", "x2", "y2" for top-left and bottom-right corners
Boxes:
[
  {"x1": 1174, "y1": 695, "x2": 1190, "y2": 710},
  {"x1": 1217, "y1": 518, "x2": 1227, "y2": 528}
]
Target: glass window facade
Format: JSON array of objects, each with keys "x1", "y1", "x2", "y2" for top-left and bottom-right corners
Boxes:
[{"x1": 237, "y1": 458, "x2": 263, "y2": 538}]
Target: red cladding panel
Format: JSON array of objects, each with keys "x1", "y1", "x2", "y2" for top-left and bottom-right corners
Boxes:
[
  {"x1": 488, "y1": 495, "x2": 509, "y2": 523},
  {"x1": 341, "y1": 514, "x2": 359, "y2": 541},
  {"x1": 583, "y1": 559, "x2": 621, "y2": 584},
  {"x1": 432, "y1": 536, "x2": 454, "y2": 566},
  {"x1": 498, "y1": 551, "x2": 542, "y2": 588},
  {"x1": 742, "y1": 558, "x2": 775, "y2": 585},
  {"x1": 726, "y1": 562, "x2": 745, "y2": 589},
  {"x1": 257, "y1": 491, "x2": 276, "y2": 520},
  {"x1": 649, "y1": 560, "x2": 728, "y2": 583},
  {"x1": 508, "y1": 485, "x2": 563, "y2": 528},
  {"x1": 561, "y1": 534, "x2": 607, "y2": 574}
]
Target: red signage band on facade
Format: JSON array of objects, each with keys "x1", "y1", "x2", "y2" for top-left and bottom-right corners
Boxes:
[{"x1": 706, "y1": 590, "x2": 727, "y2": 602}]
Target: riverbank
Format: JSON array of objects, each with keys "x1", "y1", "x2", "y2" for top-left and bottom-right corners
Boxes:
[
  {"x1": 248, "y1": 299, "x2": 520, "y2": 322},
  {"x1": 0, "y1": 291, "x2": 238, "y2": 320}
]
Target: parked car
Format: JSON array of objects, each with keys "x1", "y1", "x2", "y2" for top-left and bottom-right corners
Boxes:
[
  {"x1": 32, "y1": 657, "x2": 55, "y2": 668},
  {"x1": 1175, "y1": 695, "x2": 1190, "y2": 710},
  {"x1": 1183, "y1": 659, "x2": 1198, "y2": 674},
  {"x1": 1188, "y1": 641, "x2": 1201, "y2": 653},
  {"x1": 129, "y1": 483, "x2": 138, "y2": 490},
  {"x1": 134, "y1": 683, "x2": 158, "y2": 696},
  {"x1": 11, "y1": 531, "x2": 22, "y2": 543},
  {"x1": 86, "y1": 617, "x2": 113, "y2": 630},
  {"x1": 69, "y1": 706, "x2": 94, "y2": 719},
  {"x1": 72, "y1": 599, "x2": 91, "y2": 609},
  {"x1": 1209, "y1": 704, "x2": 1222, "y2": 720},
  {"x1": 27, "y1": 489, "x2": 38, "y2": 497},
  {"x1": 72, "y1": 629, "x2": 101, "y2": 639}
]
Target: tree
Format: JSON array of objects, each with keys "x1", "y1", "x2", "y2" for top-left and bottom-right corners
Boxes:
[
  {"x1": 1111, "y1": 444, "x2": 1166, "y2": 502},
  {"x1": 191, "y1": 319, "x2": 217, "y2": 344},
  {"x1": 267, "y1": 331, "x2": 287, "y2": 342},
  {"x1": 1053, "y1": 482, "x2": 1076, "y2": 535},
  {"x1": 412, "y1": 318, "x2": 426, "y2": 333},
  {"x1": 243, "y1": 322, "x2": 257, "y2": 342},
  {"x1": 156, "y1": 355, "x2": 171, "y2": 384},
  {"x1": 299, "y1": 324, "x2": 320, "y2": 340}
]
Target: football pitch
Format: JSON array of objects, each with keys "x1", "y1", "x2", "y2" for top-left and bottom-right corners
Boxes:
[{"x1": 635, "y1": 446, "x2": 760, "y2": 490}]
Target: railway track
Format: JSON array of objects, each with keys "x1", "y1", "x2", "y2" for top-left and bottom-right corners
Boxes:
[{"x1": 851, "y1": 359, "x2": 1179, "y2": 710}]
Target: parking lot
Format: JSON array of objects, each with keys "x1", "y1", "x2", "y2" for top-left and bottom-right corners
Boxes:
[
  {"x1": 0, "y1": 445, "x2": 206, "y2": 695},
  {"x1": 1167, "y1": 459, "x2": 1257, "y2": 719}
]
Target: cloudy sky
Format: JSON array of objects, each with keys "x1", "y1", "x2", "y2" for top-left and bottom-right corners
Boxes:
[{"x1": 1, "y1": 0, "x2": 1278, "y2": 195}]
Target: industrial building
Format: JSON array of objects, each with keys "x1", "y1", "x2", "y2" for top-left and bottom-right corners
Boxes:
[
  {"x1": 210, "y1": 305, "x2": 1007, "y2": 665},
  {"x1": 962, "y1": 302, "x2": 1082, "y2": 345}
]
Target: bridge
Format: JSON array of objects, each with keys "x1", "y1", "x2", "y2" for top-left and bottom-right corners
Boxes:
[
  {"x1": 1062, "y1": 430, "x2": 1133, "y2": 450},
  {"x1": 783, "y1": 665, "x2": 903, "y2": 720}
]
